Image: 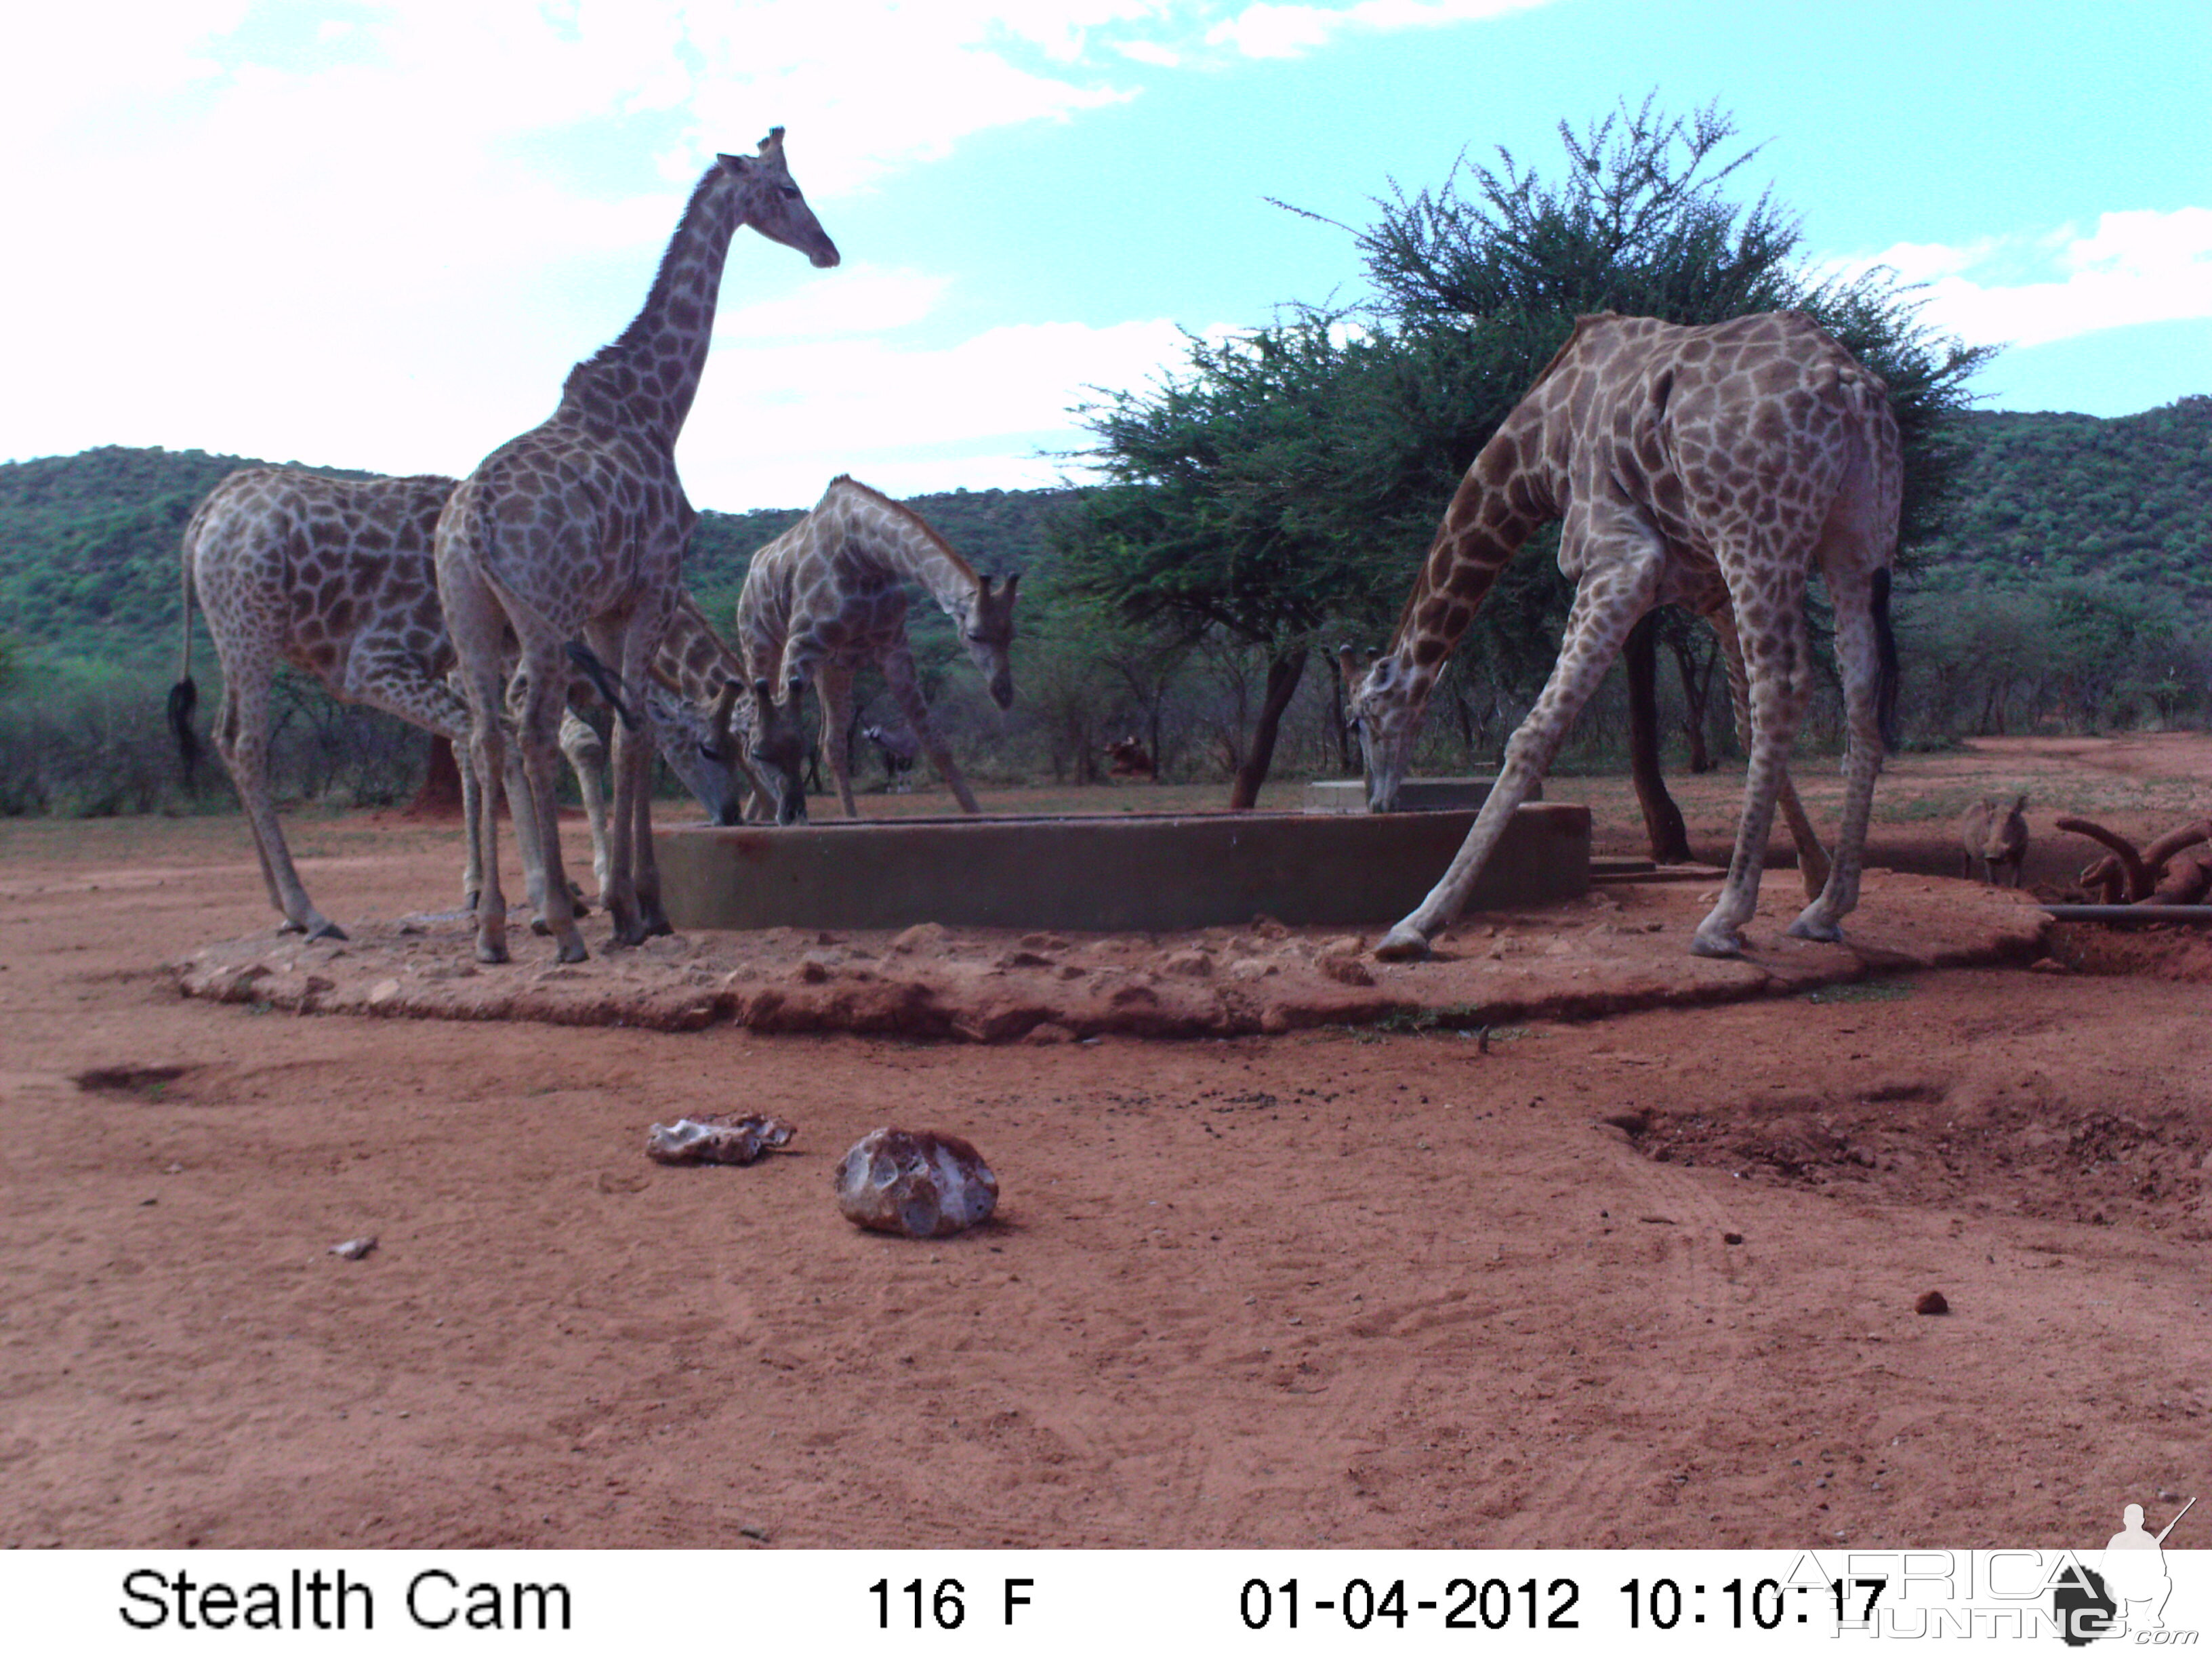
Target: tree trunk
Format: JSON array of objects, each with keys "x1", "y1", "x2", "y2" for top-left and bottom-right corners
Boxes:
[
  {"x1": 1670, "y1": 630, "x2": 1716, "y2": 773},
  {"x1": 405, "y1": 734, "x2": 466, "y2": 819},
  {"x1": 1330, "y1": 666, "x2": 1355, "y2": 775},
  {"x1": 1626, "y1": 614, "x2": 1693, "y2": 863},
  {"x1": 1228, "y1": 646, "x2": 1309, "y2": 811}
]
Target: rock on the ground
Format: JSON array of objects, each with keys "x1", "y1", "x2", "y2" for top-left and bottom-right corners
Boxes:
[
  {"x1": 834, "y1": 1128, "x2": 998, "y2": 1238},
  {"x1": 647, "y1": 1114, "x2": 798, "y2": 1166}
]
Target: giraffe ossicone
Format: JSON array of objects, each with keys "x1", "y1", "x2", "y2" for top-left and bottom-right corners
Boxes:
[
  {"x1": 737, "y1": 475, "x2": 1019, "y2": 818},
  {"x1": 436, "y1": 127, "x2": 839, "y2": 964},
  {"x1": 1347, "y1": 310, "x2": 1903, "y2": 962}
]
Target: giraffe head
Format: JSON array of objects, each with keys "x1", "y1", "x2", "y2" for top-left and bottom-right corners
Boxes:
[
  {"x1": 962, "y1": 573, "x2": 1020, "y2": 710},
  {"x1": 648, "y1": 680, "x2": 751, "y2": 825},
  {"x1": 1340, "y1": 644, "x2": 1434, "y2": 813},
  {"x1": 719, "y1": 127, "x2": 840, "y2": 270},
  {"x1": 747, "y1": 674, "x2": 810, "y2": 825}
]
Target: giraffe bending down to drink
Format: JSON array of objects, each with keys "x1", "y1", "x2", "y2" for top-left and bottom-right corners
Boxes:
[
  {"x1": 1347, "y1": 311, "x2": 1902, "y2": 960},
  {"x1": 436, "y1": 129, "x2": 838, "y2": 963},
  {"x1": 169, "y1": 467, "x2": 794, "y2": 941},
  {"x1": 737, "y1": 475, "x2": 1019, "y2": 817}
]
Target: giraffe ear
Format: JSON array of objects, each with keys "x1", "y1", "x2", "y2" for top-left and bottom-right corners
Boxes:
[{"x1": 719, "y1": 152, "x2": 753, "y2": 175}]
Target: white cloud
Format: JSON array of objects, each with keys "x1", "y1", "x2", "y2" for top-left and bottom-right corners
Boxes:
[
  {"x1": 1824, "y1": 208, "x2": 2212, "y2": 350},
  {"x1": 678, "y1": 316, "x2": 1210, "y2": 504},
  {"x1": 1204, "y1": 0, "x2": 1549, "y2": 59},
  {"x1": 0, "y1": 0, "x2": 1559, "y2": 495},
  {"x1": 714, "y1": 265, "x2": 954, "y2": 342}
]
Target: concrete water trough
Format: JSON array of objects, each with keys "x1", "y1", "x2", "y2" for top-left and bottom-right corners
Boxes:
[{"x1": 655, "y1": 800, "x2": 1590, "y2": 934}]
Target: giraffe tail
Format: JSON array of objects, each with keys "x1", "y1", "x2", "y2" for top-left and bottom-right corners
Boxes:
[
  {"x1": 565, "y1": 640, "x2": 640, "y2": 731},
  {"x1": 1872, "y1": 565, "x2": 1900, "y2": 753},
  {"x1": 169, "y1": 509, "x2": 207, "y2": 783}
]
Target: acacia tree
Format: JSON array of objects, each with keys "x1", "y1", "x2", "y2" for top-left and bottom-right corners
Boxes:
[
  {"x1": 1063, "y1": 96, "x2": 1988, "y2": 808},
  {"x1": 1059, "y1": 316, "x2": 1393, "y2": 807}
]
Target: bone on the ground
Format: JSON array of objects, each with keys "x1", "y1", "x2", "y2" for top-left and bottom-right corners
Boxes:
[
  {"x1": 647, "y1": 1114, "x2": 797, "y2": 1166},
  {"x1": 2139, "y1": 818, "x2": 2212, "y2": 877},
  {"x1": 2058, "y1": 815, "x2": 2212, "y2": 903},
  {"x1": 2055, "y1": 817, "x2": 2154, "y2": 901},
  {"x1": 834, "y1": 1128, "x2": 998, "y2": 1238}
]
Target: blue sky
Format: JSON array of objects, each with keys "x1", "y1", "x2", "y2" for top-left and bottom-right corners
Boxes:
[{"x1": 6, "y1": 0, "x2": 2207, "y2": 510}]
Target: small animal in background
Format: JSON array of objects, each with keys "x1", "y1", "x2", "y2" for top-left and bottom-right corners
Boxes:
[
  {"x1": 861, "y1": 720, "x2": 920, "y2": 791},
  {"x1": 1960, "y1": 794, "x2": 2029, "y2": 886},
  {"x1": 1105, "y1": 736, "x2": 1155, "y2": 779}
]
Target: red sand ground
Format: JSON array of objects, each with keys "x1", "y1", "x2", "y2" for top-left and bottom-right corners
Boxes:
[{"x1": 3, "y1": 737, "x2": 2209, "y2": 1549}]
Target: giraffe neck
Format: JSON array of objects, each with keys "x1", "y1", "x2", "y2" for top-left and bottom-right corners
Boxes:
[
  {"x1": 559, "y1": 163, "x2": 743, "y2": 448},
  {"x1": 1387, "y1": 430, "x2": 1551, "y2": 675},
  {"x1": 832, "y1": 479, "x2": 979, "y2": 626},
  {"x1": 656, "y1": 593, "x2": 747, "y2": 699}
]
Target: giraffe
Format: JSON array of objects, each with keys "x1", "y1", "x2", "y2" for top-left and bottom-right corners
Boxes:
[
  {"x1": 737, "y1": 475, "x2": 1018, "y2": 817},
  {"x1": 651, "y1": 588, "x2": 809, "y2": 826},
  {"x1": 1342, "y1": 569, "x2": 1837, "y2": 894},
  {"x1": 1345, "y1": 310, "x2": 1902, "y2": 960},
  {"x1": 169, "y1": 466, "x2": 775, "y2": 939},
  {"x1": 436, "y1": 128, "x2": 838, "y2": 964}
]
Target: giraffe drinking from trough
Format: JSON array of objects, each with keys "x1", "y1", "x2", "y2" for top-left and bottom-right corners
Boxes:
[
  {"x1": 436, "y1": 128, "x2": 838, "y2": 963},
  {"x1": 1346, "y1": 310, "x2": 1902, "y2": 960},
  {"x1": 737, "y1": 475, "x2": 1019, "y2": 817},
  {"x1": 169, "y1": 466, "x2": 798, "y2": 940}
]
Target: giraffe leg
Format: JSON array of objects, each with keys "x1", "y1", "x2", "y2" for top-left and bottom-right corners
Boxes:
[
  {"x1": 457, "y1": 741, "x2": 483, "y2": 912},
  {"x1": 817, "y1": 665, "x2": 859, "y2": 818},
  {"x1": 337, "y1": 647, "x2": 493, "y2": 916},
  {"x1": 508, "y1": 638, "x2": 586, "y2": 961},
  {"x1": 1790, "y1": 566, "x2": 1887, "y2": 943},
  {"x1": 1707, "y1": 606, "x2": 1829, "y2": 899},
  {"x1": 441, "y1": 568, "x2": 518, "y2": 964},
  {"x1": 213, "y1": 660, "x2": 347, "y2": 940},
  {"x1": 592, "y1": 600, "x2": 674, "y2": 947},
  {"x1": 559, "y1": 710, "x2": 613, "y2": 903},
  {"x1": 1379, "y1": 525, "x2": 1662, "y2": 958},
  {"x1": 882, "y1": 640, "x2": 981, "y2": 814},
  {"x1": 1693, "y1": 566, "x2": 1812, "y2": 958},
  {"x1": 210, "y1": 679, "x2": 289, "y2": 923}
]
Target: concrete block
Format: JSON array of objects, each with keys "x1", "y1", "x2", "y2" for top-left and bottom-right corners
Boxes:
[{"x1": 656, "y1": 804, "x2": 1590, "y2": 933}]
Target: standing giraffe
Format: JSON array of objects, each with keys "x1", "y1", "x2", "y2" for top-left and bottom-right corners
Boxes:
[
  {"x1": 436, "y1": 129, "x2": 838, "y2": 964},
  {"x1": 169, "y1": 466, "x2": 779, "y2": 938},
  {"x1": 1347, "y1": 310, "x2": 1901, "y2": 960},
  {"x1": 737, "y1": 475, "x2": 1018, "y2": 817}
]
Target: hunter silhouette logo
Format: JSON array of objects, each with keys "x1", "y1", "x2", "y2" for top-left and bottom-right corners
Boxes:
[{"x1": 2053, "y1": 1496, "x2": 2195, "y2": 1645}]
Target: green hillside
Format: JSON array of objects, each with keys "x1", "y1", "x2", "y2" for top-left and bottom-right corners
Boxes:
[
  {"x1": 0, "y1": 445, "x2": 1073, "y2": 670},
  {"x1": 1910, "y1": 397, "x2": 2212, "y2": 593}
]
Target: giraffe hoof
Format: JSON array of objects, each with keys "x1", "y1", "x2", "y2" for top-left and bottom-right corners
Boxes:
[
  {"x1": 307, "y1": 920, "x2": 349, "y2": 943},
  {"x1": 1372, "y1": 923, "x2": 1431, "y2": 962},
  {"x1": 1786, "y1": 911, "x2": 1844, "y2": 944},
  {"x1": 277, "y1": 918, "x2": 307, "y2": 936},
  {"x1": 1687, "y1": 927, "x2": 1744, "y2": 959},
  {"x1": 556, "y1": 935, "x2": 590, "y2": 965},
  {"x1": 530, "y1": 915, "x2": 552, "y2": 937},
  {"x1": 475, "y1": 937, "x2": 510, "y2": 966}
]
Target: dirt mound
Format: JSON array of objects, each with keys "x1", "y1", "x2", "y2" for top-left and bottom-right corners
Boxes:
[
  {"x1": 2045, "y1": 919, "x2": 2212, "y2": 983},
  {"x1": 171, "y1": 871, "x2": 2051, "y2": 1042}
]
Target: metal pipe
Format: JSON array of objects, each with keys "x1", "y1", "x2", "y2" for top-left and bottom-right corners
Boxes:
[{"x1": 2040, "y1": 904, "x2": 2212, "y2": 926}]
